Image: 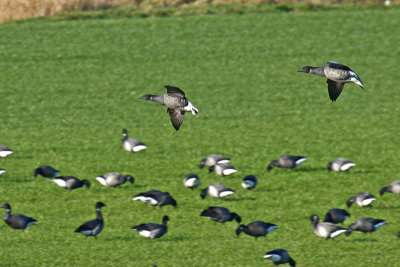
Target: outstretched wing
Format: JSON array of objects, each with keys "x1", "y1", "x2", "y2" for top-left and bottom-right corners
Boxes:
[
  {"x1": 164, "y1": 85, "x2": 186, "y2": 97},
  {"x1": 327, "y1": 61, "x2": 352, "y2": 71},
  {"x1": 327, "y1": 79, "x2": 344, "y2": 102},
  {"x1": 168, "y1": 108, "x2": 185, "y2": 131}
]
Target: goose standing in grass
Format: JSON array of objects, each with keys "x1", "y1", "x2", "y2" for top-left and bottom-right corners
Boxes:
[
  {"x1": 267, "y1": 155, "x2": 308, "y2": 171},
  {"x1": 96, "y1": 172, "x2": 134, "y2": 187},
  {"x1": 132, "y1": 215, "x2": 169, "y2": 239},
  {"x1": 346, "y1": 217, "x2": 386, "y2": 236},
  {"x1": 236, "y1": 221, "x2": 278, "y2": 239},
  {"x1": 298, "y1": 61, "x2": 364, "y2": 101},
  {"x1": 52, "y1": 176, "x2": 90, "y2": 190},
  {"x1": 1, "y1": 203, "x2": 36, "y2": 230},
  {"x1": 346, "y1": 192, "x2": 376, "y2": 208},
  {"x1": 241, "y1": 175, "x2": 258, "y2": 190},
  {"x1": 0, "y1": 145, "x2": 13, "y2": 158},
  {"x1": 0, "y1": 169, "x2": 5, "y2": 176},
  {"x1": 200, "y1": 183, "x2": 235, "y2": 199},
  {"x1": 122, "y1": 129, "x2": 147, "y2": 154},
  {"x1": 327, "y1": 158, "x2": 356, "y2": 172},
  {"x1": 74, "y1": 202, "x2": 106, "y2": 239},
  {"x1": 200, "y1": 206, "x2": 241, "y2": 224},
  {"x1": 264, "y1": 249, "x2": 296, "y2": 266},
  {"x1": 209, "y1": 163, "x2": 237, "y2": 177},
  {"x1": 133, "y1": 190, "x2": 177, "y2": 208},
  {"x1": 199, "y1": 154, "x2": 230, "y2": 169},
  {"x1": 323, "y1": 208, "x2": 350, "y2": 224},
  {"x1": 139, "y1": 85, "x2": 199, "y2": 131},
  {"x1": 33, "y1": 165, "x2": 60, "y2": 178},
  {"x1": 379, "y1": 180, "x2": 400, "y2": 196},
  {"x1": 310, "y1": 214, "x2": 347, "y2": 240},
  {"x1": 183, "y1": 173, "x2": 200, "y2": 189}
]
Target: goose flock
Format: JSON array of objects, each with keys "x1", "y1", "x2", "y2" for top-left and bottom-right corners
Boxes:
[{"x1": 0, "y1": 62, "x2": 398, "y2": 266}]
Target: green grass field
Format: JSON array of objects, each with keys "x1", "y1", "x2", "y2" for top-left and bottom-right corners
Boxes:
[{"x1": 0, "y1": 7, "x2": 400, "y2": 266}]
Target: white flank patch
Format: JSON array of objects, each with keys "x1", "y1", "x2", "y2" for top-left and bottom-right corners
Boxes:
[
  {"x1": 133, "y1": 196, "x2": 148, "y2": 202},
  {"x1": 223, "y1": 168, "x2": 237, "y2": 176},
  {"x1": 26, "y1": 221, "x2": 37, "y2": 228},
  {"x1": 374, "y1": 221, "x2": 387, "y2": 230},
  {"x1": 361, "y1": 198, "x2": 376, "y2": 206},
  {"x1": 52, "y1": 179, "x2": 66, "y2": 187},
  {"x1": 340, "y1": 163, "x2": 356, "y2": 171},
  {"x1": 264, "y1": 254, "x2": 281, "y2": 262},
  {"x1": 96, "y1": 177, "x2": 107, "y2": 186},
  {"x1": 267, "y1": 226, "x2": 278, "y2": 233},
  {"x1": 146, "y1": 197, "x2": 158, "y2": 205},
  {"x1": 217, "y1": 159, "x2": 230, "y2": 164},
  {"x1": 219, "y1": 190, "x2": 234, "y2": 198},
  {"x1": 330, "y1": 229, "x2": 347, "y2": 238},
  {"x1": 0, "y1": 170, "x2": 6, "y2": 175},
  {"x1": 185, "y1": 178, "x2": 198, "y2": 187},
  {"x1": 138, "y1": 230, "x2": 151, "y2": 238},
  {"x1": 0, "y1": 151, "x2": 13, "y2": 158},
  {"x1": 295, "y1": 158, "x2": 308, "y2": 166},
  {"x1": 242, "y1": 181, "x2": 255, "y2": 189},
  {"x1": 80, "y1": 230, "x2": 92, "y2": 236},
  {"x1": 133, "y1": 145, "x2": 147, "y2": 152},
  {"x1": 209, "y1": 186, "x2": 219, "y2": 198}
]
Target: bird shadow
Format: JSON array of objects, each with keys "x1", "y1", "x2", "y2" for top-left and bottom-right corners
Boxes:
[
  {"x1": 345, "y1": 238, "x2": 378, "y2": 242},
  {"x1": 223, "y1": 197, "x2": 256, "y2": 202}
]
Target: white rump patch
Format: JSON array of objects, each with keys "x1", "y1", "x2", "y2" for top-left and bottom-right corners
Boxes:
[
  {"x1": 0, "y1": 151, "x2": 13, "y2": 158},
  {"x1": 185, "y1": 178, "x2": 198, "y2": 187},
  {"x1": 80, "y1": 230, "x2": 92, "y2": 236},
  {"x1": 133, "y1": 145, "x2": 147, "y2": 152},
  {"x1": 0, "y1": 170, "x2": 6, "y2": 175},
  {"x1": 219, "y1": 190, "x2": 234, "y2": 198},
  {"x1": 361, "y1": 198, "x2": 376, "y2": 206},
  {"x1": 222, "y1": 168, "x2": 237, "y2": 176},
  {"x1": 330, "y1": 229, "x2": 347, "y2": 238},
  {"x1": 295, "y1": 158, "x2": 308, "y2": 166},
  {"x1": 267, "y1": 226, "x2": 278, "y2": 233},
  {"x1": 185, "y1": 101, "x2": 199, "y2": 117},
  {"x1": 264, "y1": 254, "x2": 281, "y2": 262},
  {"x1": 374, "y1": 221, "x2": 387, "y2": 230},
  {"x1": 217, "y1": 159, "x2": 230, "y2": 164},
  {"x1": 96, "y1": 177, "x2": 107, "y2": 186},
  {"x1": 52, "y1": 179, "x2": 66, "y2": 187},
  {"x1": 138, "y1": 230, "x2": 151, "y2": 238},
  {"x1": 242, "y1": 181, "x2": 255, "y2": 189},
  {"x1": 340, "y1": 163, "x2": 356, "y2": 171},
  {"x1": 26, "y1": 221, "x2": 37, "y2": 228}
]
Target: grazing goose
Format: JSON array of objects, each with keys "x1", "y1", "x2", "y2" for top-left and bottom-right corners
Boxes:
[
  {"x1": 264, "y1": 249, "x2": 296, "y2": 267},
  {"x1": 267, "y1": 155, "x2": 307, "y2": 171},
  {"x1": 236, "y1": 221, "x2": 278, "y2": 239},
  {"x1": 96, "y1": 172, "x2": 134, "y2": 187},
  {"x1": 33, "y1": 165, "x2": 60, "y2": 178},
  {"x1": 347, "y1": 192, "x2": 376, "y2": 208},
  {"x1": 346, "y1": 217, "x2": 386, "y2": 236},
  {"x1": 122, "y1": 129, "x2": 147, "y2": 154},
  {"x1": 74, "y1": 202, "x2": 106, "y2": 239},
  {"x1": 132, "y1": 215, "x2": 169, "y2": 239},
  {"x1": 379, "y1": 180, "x2": 400, "y2": 196},
  {"x1": 1, "y1": 203, "x2": 37, "y2": 230},
  {"x1": 199, "y1": 154, "x2": 230, "y2": 169},
  {"x1": 200, "y1": 206, "x2": 241, "y2": 224},
  {"x1": 133, "y1": 190, "x2": 177, "y2": 208},
  {"x1": 200, "y1": 183, "x2": 235, "y2": 199},
  {"x1": 139, "y1": 85, "x2": 199, "y2": 131},
  {"x1": 323, "y1": 208, "x2": 350, "y2": 224},
  {"x1": 327, "y1": 158, "x2": 356, "y2": 172},
  {"x1": 0, "y1": 145, "x2": 13, "y2": 158},
  {"x1": 183, "y1": 173, "x2": 200, "y2": 189},
  {"x1": 310, "y1": 214, "x2": 347, "y2": 240},
  {"x1": 209, "y1": 163, "x2": 238, "y2": 177},
  {"x1": 0, "y1": 169, "x2": 5, "y2": 176},
  {"x1": 52, "y1": 176, "x2": 90, "y2": 190},
  {"x1": 241, "y1": 175, "x2": 258, "y2": 190},
  {"x1": 298, "y1": 61, "x2": 364, "y2": 101}
]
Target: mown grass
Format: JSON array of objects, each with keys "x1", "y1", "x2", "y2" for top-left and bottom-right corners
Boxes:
[{"x1": 0, "y1": 8, "x2": 400, "y2": 266}]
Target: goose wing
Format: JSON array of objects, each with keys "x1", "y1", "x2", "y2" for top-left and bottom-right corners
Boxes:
[
  {"x1": 327, "y1": 79, "x2": 344, "y2": 101},
  {"x1": 165, "y1": 85, "x2": 185, "y2": 97},
  {"x1": 168, "y1": 108, "x2": 185, "y2": 131},
  {"x1": 327, "y1": 61, "x2": 352, "y2": 71}
]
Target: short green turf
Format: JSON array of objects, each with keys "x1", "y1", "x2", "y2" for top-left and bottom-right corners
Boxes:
[{"x1": 0, "y1": 8, "x2": 399, "y2": 267}]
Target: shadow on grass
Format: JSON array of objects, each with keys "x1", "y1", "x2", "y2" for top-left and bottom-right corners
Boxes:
[
  {"x1": 345, "y1": 238, "x2": 378, "y2": 242},
  {"x1": 223, "y1": 197, "x2": 256, "y2": 201}
]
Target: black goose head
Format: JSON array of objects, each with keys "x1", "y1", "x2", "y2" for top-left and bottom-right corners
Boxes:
[
  {"x1": 231, "y1": 213, "x2": 242, "y2": 224},
  {"x1": 289, "y1": 258, "x2": 296, "y2": 267},
  {"x1": 96, "y1": 202, "x2": 106, "y2": 209},
  {"x1": 162, "y1": 215, "x2": 170, "y2": 225},
  {"x1": 298, "y1": 66, "x2": 313, "y2": 73},
  {"x1": 125, "y1": 175, "x2": 134, "y2": 184},
  {"x1": 379, "y1": 186, "x2": 390, "y2": 196},
  {"x1": 346, "y1": 197, "x2": 355, "y2": 208},
  {"x1": 122, "y1": 129, "x2": 128, "y2": 138},
  {"x1": 83, "y1": 180, "x2": 91, "y2": 189},
  {"x1": 208, "y1": 166, "x2": 215, "y2": 173},
  {"x1": 199, "y1": 159, "x2": 206, "y2": 169},
  {"x1": 310, "y1": 214, "x2": 319, "y2": 224},
  {"x1": 139, "y1": 94, "x2": 152, "y2": 100},
  {"x1": 1, "y1": 203, "x2": 10, "y2": 210},
  {"x1": 200, "y1": 188, "x2": 208, "y2": 199},
  {"x1": 235, "y1": 225, "x2": 246, "y2": 237},
  {"x1": 267, "y1": 160, "x2": 279, "y2": 171}
]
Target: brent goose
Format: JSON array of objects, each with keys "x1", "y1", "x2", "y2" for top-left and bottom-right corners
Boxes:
[
  {"x1": 200, "y1": 206, "x2": 241, "y2": 224},
  {"x1": 74, "y1": 202, "x2": 106, "y2": 239},
  {"x1": 183, "y1": 173, "x2": 200, "y2": 189},
  {"x1": 52, "y1": 176, "x2": 90, "y2": 190},
  {"x1": 199, "y1": 154, "x2": 230, "y2": 169},
  {"x1": 298, "y1": 61, "x2": 364, "y2": 101},
  {"x1": 33, "y1": 165, "x2": 60, "y2": 178},
  {"x1": 132, "y1": 215, "x2": 169, "y2": 239},
  {"x1": 267, "y1": 155, "x2": 307, "y2": 171},
  {"x1": 236, "y1": 221, "x2": 278, "y2": 239},
  {"x1": 323, "y1": 208, "x2": 350, "y2": 224},
  {"x1": 310, "y1": 214, "x2": 347, "y2": 240},
  {"x1": 379, "y1": 180, "x2": 400, "y2": 196},
  {"x1": 200, "y1": 183, "x2": 235, "y2": 199},
  {"x1": 1, "y1": 203, "x2": 36, "y2": 230},
  {"x1": 264, "y1": 249, "x2": 296, "y2": 266},
  {"x1": 209, "y1": 163, "x2": 237, "y2": 177},
  {"x1": 96, "y1": 172, "x2": 134, "y2": 187},
  {"x1": 133, "y1": 190, "x2": 177, "y2": 208},
  {"x1": 140, "y1": 85, "x2": 199, "y2": 131},
  {"x1": 241, "y1": 175, "x2": 258, "y2": 190},
  {"x1": 0, "y1": 145, "x2": 13, "y2": 158},
  {"x1": 327, "y1": 158, "x2": 356, "y2": 172},
  {"x1": 346, "y1": 217, "x2": 386, "y2": 236},
  {"x1": 347, "y1": 192, "x2": 376, "y2": 208},
  {"x1": 122, "y1": 129, "x2": 147, "y2": 154}
]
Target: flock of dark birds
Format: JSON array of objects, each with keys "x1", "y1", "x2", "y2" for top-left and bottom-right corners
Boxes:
[{"x1": 1, "y1": 61, "x2": 399, "y2": 266}]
